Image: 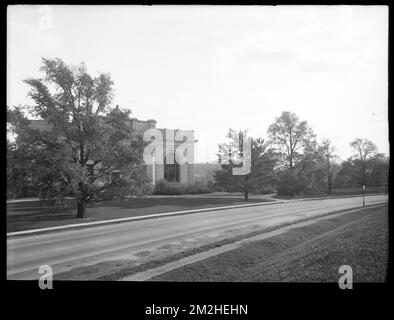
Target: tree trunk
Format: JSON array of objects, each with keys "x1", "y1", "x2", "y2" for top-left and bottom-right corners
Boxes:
[
  {"x1": 327, "y1": 153, "x2": 331, "y2": 195},
  {"x1": 76, "y1": 201, "x2": 86, "y2": 219},
  {"x1": 328, "y1": 173, "x2": 333, "y2": 195},
  {"x1": 244, "y1": 190, "x2": 249, "y2": 201}
]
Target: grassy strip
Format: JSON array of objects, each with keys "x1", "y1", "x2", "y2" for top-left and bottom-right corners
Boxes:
[
  {"x1": 55, "y1": 204, "x2": 385, "y2": 280},
  {"x1": 152, "y1": 205, "x2": 388, "y2": 282},
  {"x1": 273, "y1": 192, "x2": 387, "y2": 201}
]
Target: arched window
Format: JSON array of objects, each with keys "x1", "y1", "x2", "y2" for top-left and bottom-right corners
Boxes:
[{"x1": 164, "y1": 153, "x2": 180, "y2": 182}]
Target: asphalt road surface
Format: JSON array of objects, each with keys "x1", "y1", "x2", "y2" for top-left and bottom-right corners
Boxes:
[{"x1": 7, "y1": 195, "x2": 388, "y2": 280}]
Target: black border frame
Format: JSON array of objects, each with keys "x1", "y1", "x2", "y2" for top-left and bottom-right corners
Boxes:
[{"x1": 2, "y1": 1, "x2": 392, "y2": 316}]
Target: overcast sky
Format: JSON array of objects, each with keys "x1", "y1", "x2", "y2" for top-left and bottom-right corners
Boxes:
[{"x1": 7, "y1": 5, "x2": 389, "y2": 162}]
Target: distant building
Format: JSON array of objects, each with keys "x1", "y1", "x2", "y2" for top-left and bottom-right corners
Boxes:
[{"x1": 129, "y1": 117, "x2": 196, "y2": 185}]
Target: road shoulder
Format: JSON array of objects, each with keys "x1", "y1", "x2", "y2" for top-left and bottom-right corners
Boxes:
[
  {"x1": 52, "y1": 203, "x2": 387, "y2": 281},
  {"x1": 149, "y1": 204, "x2": 388, "y2": 282}
]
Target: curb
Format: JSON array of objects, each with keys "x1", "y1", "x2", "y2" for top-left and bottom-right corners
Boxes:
[{"x1": 7, "y1": 199, "x2": 294, "y2": 238}]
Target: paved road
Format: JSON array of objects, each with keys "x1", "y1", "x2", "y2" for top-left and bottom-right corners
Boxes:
[{"x1": 7, "y1": 195, "x2": 388, "y2": 280}]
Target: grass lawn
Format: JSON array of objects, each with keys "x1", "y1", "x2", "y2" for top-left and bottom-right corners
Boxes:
[
  {"x1": 6, "y1": 196, "x2": 272, "y2": 232},
  {"x1": 152, "y1": 204, "x2": 388, "y2": 282}
]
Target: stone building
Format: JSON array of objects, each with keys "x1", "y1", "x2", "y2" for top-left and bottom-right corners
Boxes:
[
  {"x1": 128, "y1": 117, "x2": 196, "y2": 185},
  {"x1": 28, "y1": 113, "x2": 196, "y2": 185}
]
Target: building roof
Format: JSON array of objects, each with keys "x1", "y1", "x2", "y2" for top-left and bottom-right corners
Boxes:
[
  {"x1": 28, "y1": 119, "x2": 53, "y2": 131},
  {"x1": 28, "y1": 113, "x2": 196, "y2": 142}
]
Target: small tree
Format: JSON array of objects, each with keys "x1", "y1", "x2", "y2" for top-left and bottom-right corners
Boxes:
[
  {"x1": 350, "y1": 138, "x2": 377, "y2": 187},
  {"x1": 214, "y1": 129, "x2": 277, "y2": 200},
  {"x1": 9, "y1": 58, "x2": 151, "y2": 218},
  {"x1": 319, "y1": 139, "x2": 338, "y2": 195}
]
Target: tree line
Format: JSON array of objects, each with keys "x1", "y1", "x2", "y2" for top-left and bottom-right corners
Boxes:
[
  {"x1": 214, "y1": 112, "x2": 389, "y2": 200},
  {"x1": 7, "y1": 58, "x2": 389, "y2": 218}
]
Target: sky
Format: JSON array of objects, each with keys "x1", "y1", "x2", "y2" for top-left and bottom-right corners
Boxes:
[{"x1": 7, "y1": 5, "x2": 389, "y2": 163}]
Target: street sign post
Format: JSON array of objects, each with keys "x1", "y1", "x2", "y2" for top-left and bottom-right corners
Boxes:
[{"x1": 362, "y1": 185, "x2": 366, "y2": 207}]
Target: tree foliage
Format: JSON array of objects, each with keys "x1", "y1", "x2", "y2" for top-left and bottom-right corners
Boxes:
[
  {"x1": 349, "y1": 138, "x2": 378, "y2": 186},
  {"x1": 8, "y1": 58, "x2": 152, "y2": 218},
  {"x1": 214, "y1": 129, "x2": 277, "y2": 200},
  {"x1": 267, "y1": 111, "x2": 316, "y2": 170},
  {"x1": 268, "y1": 111, "x2": 319, "y2": 195},
  {"x1": 334, "y1": 153, "x2": 388, "y2": 189}
]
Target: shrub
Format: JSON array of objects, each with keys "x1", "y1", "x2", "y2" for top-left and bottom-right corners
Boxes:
[
  {"x1": 95, "y1": 177, "x2": 154, "y2": 201},
  {"x1": 153, "y1": 180, "x2": 184, "y2": 195},
  {"x1": 260, "y1": 185, "x2": 276, "y2": 194},
  {"x1": 212, "y1": 184, "x2": 225, "y2": 192},
  {"x1": 153, "y1": 180, "x2": 213, "y2": 195},
  {"x1": 276, "y1": 170, "x2": 307, "y2": 196},
  {"x1": 184, "y1": 181, "x2": 212, "y2": 194}
]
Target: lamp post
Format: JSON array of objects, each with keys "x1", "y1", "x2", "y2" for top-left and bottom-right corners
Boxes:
[{"x1": 362, "y1": 185, "x2": 366, "y2": 207}]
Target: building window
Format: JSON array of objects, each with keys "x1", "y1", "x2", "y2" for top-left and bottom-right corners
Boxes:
[{"x1": 164, "y1": 154, "x2": 180, "y2": 182}]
